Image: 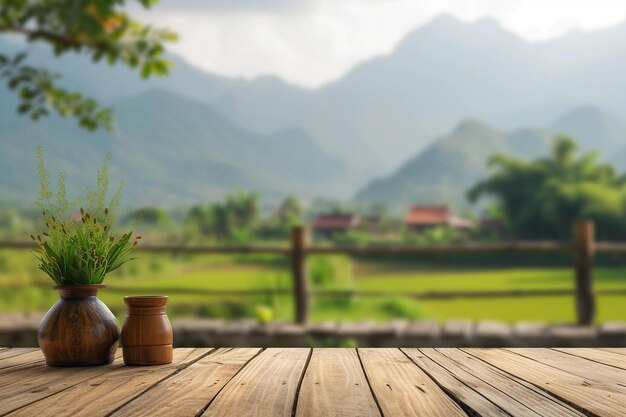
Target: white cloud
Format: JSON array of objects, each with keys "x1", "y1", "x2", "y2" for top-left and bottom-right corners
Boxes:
[
  {"x1": 155, "y1": 0, "x2": 315, "y2": 13},
  {"x1": 137, "y1": 0, "x2": 626, "y2": 88},
  {"x1": 474, "y1": 0, "x2": 626, "y2": 40}
]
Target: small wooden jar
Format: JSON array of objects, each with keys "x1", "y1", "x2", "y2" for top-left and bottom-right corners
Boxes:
[{"x1": 121, "y1": 296, "x2": 173, "y2": 366}]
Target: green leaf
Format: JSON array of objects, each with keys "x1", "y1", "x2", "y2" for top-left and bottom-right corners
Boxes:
[
  {"x1": 140, "y1": 62, "x2": 151, "y2": 79},
  {"x1": 17, "y1": 103, "x2": 31, "y2": 114},
  {"x1": 12, "y1": 52, "x2": 27, "y2": 65}
]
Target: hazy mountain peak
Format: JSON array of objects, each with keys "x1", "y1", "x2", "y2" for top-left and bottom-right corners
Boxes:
[
  {"x1": 422, "y1": 13, "x2": 464, "y2": 28},
  {"x1": 550, "y1": 105, "x2": 626, "y2": 152},
  {"x1": 418, "y1": 13, "x2": 502, "y2": 32},
  {"x1": 472, "y1": 16, "x2": 503, "y2": 30},
  {"x1": 549, "y1": 18, "x2": 626, "y2": 45},
  {"x1": 396, "y1": 12, "x2": 522, "y2": 52},
  {"x1": 453, "y1": 119, "x2": 497, "y2": 135},
  {"x1": 552, "y1": 105, "x2": 618, "y2": 126}
]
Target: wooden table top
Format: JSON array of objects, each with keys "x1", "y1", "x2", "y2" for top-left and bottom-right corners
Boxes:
[{"x1": 0, "y1": 347, "x2": 624, "y2": 416}]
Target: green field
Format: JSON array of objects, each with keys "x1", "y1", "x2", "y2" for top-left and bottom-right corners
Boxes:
[{"x1": 1, "y1": 249, "x2": 625, "y2": 323}]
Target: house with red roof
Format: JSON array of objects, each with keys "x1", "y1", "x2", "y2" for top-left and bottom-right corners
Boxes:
[
  {"x1": 311, "y1": 214, "x2": 359, "y2": 239},
  {"x1": 404, "y1": 205, "x2": 473, "y2": 233}
]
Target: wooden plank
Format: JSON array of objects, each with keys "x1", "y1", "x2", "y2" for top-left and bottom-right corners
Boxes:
[
  {"x1": 0, "y1": 239, "x2": 573, "y2": 253},
  {"x1": 295, "y1": 348, "x2": 380, "y2": 417},
  {"x1": 358, "y1": 348, "x2": 466, "y2": 417},
  {"x1": 106, "y1": 287, "x2": 292, "y2": 297},
  {"x1": 401, "y1": 348, "x2": 509, "y2": 417},
  {"x1": 0, "y1": 351, "x2": 124, "y2": 415},
  {"x1": 111, "y1": 348, "x2": 261, "y2": 417},
  {"x1": 312, "y1": 288, "x2": 578, "y2": 300},
  {"x1": 1, "y1": 349, "x2": 128, "y2": 388},
  {"x1": 598, "y1": 348, "x2": 626, "y2": 356},
  {"x1": 0, "y1": 348, "x2": 38, "y2": 361},
  {"x1": 202, "y1": 348, "x2": 310, "y2": 417},
  {"x1": 465, "y1": 348, "x2": 626, "y2": 417},
  {"x1": 507, "y1": 348, "x2": 626, "y2": 386},
  {"x1": 137, "y1": 244, "x2": 290, "y2": 254},
  {"x1": 0, "y1": 350, "x2": 44, "y2": 372},
  {"x1": 594, "y1": 242, "x2": 626, "y2": 252},
  {"x1": 9, "y1": 348, "x2": 211, "y2": 417},
  {"x1": 307, "y1": 242, "x2": 572, "y2": 254},
  {"x1": 552, "y1": 348, "x2": 626, "y2": 370},
  {"x1": 423, "y1": 348, "x2": 584, "y2": 417},
  {"x1": 0, "y1": 350, "x2": 122, "y2": 389},
  {"x1": 0, "y1": 240, "x2": 291, "y2": 253}
]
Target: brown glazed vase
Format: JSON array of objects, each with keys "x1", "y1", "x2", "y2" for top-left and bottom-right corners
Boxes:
[
  {"x1": 121, "y1": 296, "x2": 173, "y2": 366},
  {"x1": 38, "y1": 285, "x2": 119, "y2": 367}
]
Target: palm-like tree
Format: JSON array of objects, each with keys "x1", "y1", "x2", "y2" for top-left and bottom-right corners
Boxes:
[{"x1": 469, "y1": 136, "x2": 626, "y2": 239}]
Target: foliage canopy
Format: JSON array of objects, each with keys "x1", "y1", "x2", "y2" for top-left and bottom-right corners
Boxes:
[
  {"x1": 186, "y1": 191, "x2": 260, "y2": 242},
  {"x1": 469, "y1": 136, "x2": 626, "y2": 240},
  {"x1": 0, "y1": 0, "x2": 176, "y2": 130}
]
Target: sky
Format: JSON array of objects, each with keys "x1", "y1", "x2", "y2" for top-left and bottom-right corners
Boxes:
[{"x1": 136, "y1": 0, "x2": 626, "y2": 88}]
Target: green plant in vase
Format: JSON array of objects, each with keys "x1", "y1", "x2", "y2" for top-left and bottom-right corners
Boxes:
[{"x1": 33, "y1": 146, "x2": 140, "y2": 366}]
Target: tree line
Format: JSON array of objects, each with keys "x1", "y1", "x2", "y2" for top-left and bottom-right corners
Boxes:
[{"x1": 2, "y1": 136, "x2": 626, "y2": 243}]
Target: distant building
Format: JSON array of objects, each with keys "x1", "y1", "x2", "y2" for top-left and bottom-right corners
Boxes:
[
  {"x1": 311, "y1": 214, "x2": 359, "y2": 239},
  {"x1": 358, "y1": 215, "x2": 382, "y2": 232},
  {"x1": 404, "y1": 205, "x2": 473, "y2": 232}
]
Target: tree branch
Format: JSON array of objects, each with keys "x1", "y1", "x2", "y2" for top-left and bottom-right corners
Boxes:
[{"x1": 3, "y1": 26, "x2": 108, "y2": 50}]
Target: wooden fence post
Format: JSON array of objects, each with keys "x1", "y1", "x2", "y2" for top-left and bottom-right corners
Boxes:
[
  {"x1": 574, "y1": 221, "x2": 595, "y2": 325},
  {"x1": 291, "y1": 226, "x2": 309, "y2": 324}
]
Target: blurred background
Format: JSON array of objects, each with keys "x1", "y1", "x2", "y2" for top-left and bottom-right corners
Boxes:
[{"x1": 1, "y1": 0, "x2": 626, "y2": 340}]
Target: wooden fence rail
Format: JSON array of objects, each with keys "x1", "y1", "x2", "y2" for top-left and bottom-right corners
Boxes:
[{"x1": 2, "y1": 220, "x2": 624, "y2": 325}]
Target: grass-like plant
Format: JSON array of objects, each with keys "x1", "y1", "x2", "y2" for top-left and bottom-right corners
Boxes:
[{"x1": 31, "y1": 147, "x2": 139, "y2": 286}]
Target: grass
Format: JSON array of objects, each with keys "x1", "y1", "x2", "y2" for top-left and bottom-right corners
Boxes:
[{"x1": 0, "y1": 249, "x2": 625, "y2": 323}]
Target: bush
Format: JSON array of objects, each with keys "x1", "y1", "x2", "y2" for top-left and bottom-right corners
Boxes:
[
  {"x1": 0, "y1": 210, "x2": 21, "y2": 234},
  {"x1": 404, "y1": 226, "x2": 462, "y2": 245},
  {"x1": 308, "y1": 255, "x2": 353, "y2": 288},
  {"x1": 310, "y1": 257, "x2": 335, "y2": 287},
  {"x1": 380, "y1": 298, "x2": 430, "y2": 319},
  {"x1": 194, "y1": 302, "x2": 253, "y2": 319},
  {"x1": 149, "y1": 258, "x2": 165, "y2": 272},
  {"x1": 229, "y1": 228, "x2": 254, "y2": 245},
  {"x1": 331, "y1": 230, "x2": 370, "y2": 246}
]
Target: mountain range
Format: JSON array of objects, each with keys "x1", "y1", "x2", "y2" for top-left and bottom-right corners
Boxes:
[
  {"x1": 1, "y1": 14, "x2": 626, "y2": 209},
  {"x1": 0, "y1": 90, "x2": 346, "y2": 207},
  {"x1": 355, "y1": 106, "x2": 626, "y2": 209}
]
